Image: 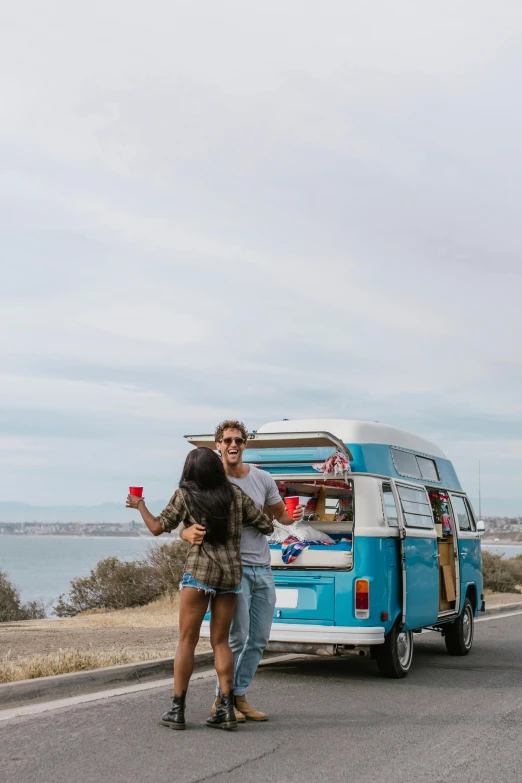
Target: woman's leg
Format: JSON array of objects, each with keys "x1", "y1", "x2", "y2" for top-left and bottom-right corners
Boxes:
[
  {"x1": 209, "y1": 593, "x2": 238, "y2": 695},
  {"x1": 174, "y1": 587, "x2": 211, "y2": 695}
]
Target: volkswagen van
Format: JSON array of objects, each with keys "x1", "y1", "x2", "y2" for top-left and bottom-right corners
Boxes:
[{"x1": 186, "y1": 419, "x2": 484, "y2": 678}]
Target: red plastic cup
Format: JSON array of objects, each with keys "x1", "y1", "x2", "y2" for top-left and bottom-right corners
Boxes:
[
  {"x1": 129, "y1": 486, "x2": 143, "y2": 498},
  {"x1": 284, "y1": 496, "x2": 299, "y2": 518}
]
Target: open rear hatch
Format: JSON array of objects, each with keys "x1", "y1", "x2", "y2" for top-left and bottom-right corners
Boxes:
[{"x1": 185, "y1": 430, "x2": 353, "y2": 476}]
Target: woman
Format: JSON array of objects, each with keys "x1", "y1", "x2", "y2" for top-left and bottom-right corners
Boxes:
[{"x1": 126, "y1": 447, "x2": 274, "y2": 731}]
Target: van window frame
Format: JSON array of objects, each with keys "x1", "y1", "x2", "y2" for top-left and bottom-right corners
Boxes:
[
  {"x1": 449, "y1": 493, "x2": 476, "y2": 533},
  {"x1": 382, "y1": 482, "x2": 399, "y2": 527},
  {"x1": 390, "y1": 447, "x2": 441, "y2": 483},
  {"x1": 396, "y1": 483, "x2": 435, "y2": 530}
]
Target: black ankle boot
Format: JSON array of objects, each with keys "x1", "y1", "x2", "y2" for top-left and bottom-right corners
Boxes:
[
  {"x1": 161, "y1": 692, "x2": 186, "y2": 730},
  {"x1": 205, "y1": 691, "x2": 237, "y2": 730}
]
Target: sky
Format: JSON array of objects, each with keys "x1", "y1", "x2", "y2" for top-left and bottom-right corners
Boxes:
[{"x1": 1, "y1": 1, "x2": 522, "y2": 514}]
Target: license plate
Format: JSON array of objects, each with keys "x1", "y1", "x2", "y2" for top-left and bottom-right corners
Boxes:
[{"x1": 275, "y1": 588, "x2": 299, "y2": 609}]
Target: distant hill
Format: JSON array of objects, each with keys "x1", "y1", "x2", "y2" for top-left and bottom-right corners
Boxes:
[{"x1": 0, "y1": 501, "x2": 168, "y2": 524}]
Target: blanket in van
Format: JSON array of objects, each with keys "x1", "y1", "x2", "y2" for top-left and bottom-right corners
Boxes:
[{"x1": 281, "y1": 536, "x2": 352, "y2": 565}]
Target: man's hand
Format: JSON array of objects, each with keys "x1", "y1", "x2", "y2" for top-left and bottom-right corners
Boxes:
[
  {"x1": 292, "y1": 504, "x2": 305, "y2": 522},
  {"x1": 268, "y1": 501, "x2": 305, "y2": 526},
  {"x1": 181, "y1": 524, "x2": 207, "y2": 545}
]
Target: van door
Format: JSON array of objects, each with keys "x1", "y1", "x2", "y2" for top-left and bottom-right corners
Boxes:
[
  {"x1": 394, "y1": 483, "x2": 440, "y2": 630},
  {"x1": 449, "y1": 494, "x2": 482, "y2": 609}
]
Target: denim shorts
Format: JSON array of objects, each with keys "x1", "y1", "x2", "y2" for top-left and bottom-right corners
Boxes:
[{"x1": 179, "y1": 572, "x2": 242, "y2": 597}]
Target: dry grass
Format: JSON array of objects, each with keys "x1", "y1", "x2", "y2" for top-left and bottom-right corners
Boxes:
[
  {"x1": 65, "y1": 594, "x2": 181, "y2": 628},
  {"x1": 0, "y1": 646, "x2": 173, "y2": 684},
  {"x1": 14, "y1": 594, "x2": 180, "y2": 630}
]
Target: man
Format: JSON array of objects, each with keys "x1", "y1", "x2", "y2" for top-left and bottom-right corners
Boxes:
[{"x1": 180, "y1": 419, "x2": 302, "y2": 722}]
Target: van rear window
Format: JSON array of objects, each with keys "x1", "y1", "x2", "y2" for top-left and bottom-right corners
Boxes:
[{"x1": 391, "y1": 448, "x2": 440, "y2": 482}]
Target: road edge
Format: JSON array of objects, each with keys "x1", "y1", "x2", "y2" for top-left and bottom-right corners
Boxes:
[
  {"x1": 0, "y1": 651, "x2": 214, "y2": 710},
  {"x1": 2, "y1": 600, "x2": 521, "y2": 710}
]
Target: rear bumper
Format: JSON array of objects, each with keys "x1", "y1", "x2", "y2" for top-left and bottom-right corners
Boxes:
[
  {"x1": 199, "y1": 621, "x2": 385, "y2": 645},
  {"x1": 270, "y1": 623, "x2": 385, "y2": 645}
]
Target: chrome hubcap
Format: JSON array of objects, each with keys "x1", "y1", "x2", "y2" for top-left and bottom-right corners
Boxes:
[
  {"x1": 397, "y1": 631, "x2": 412, "y2": 667},
  {"x1": 463, "y1": 608, "x2": 473, "y2": 647}
]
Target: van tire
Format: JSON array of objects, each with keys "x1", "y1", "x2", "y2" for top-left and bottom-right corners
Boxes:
[
  {"x1": 444, "y1": 598, "x2": 474, "y2": 656},
  {"x1": 374, "y1": 623, "x2": 413, "y2": 678}
]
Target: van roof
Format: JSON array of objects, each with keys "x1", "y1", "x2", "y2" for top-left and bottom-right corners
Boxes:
[{"x1": 257, "y1": 419, "x2": 447, "y2": 459}]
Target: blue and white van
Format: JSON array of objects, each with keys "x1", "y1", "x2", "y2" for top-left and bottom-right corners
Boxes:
[{"x1": 187, "y1": 419, "x2": 484, "y2": 678}]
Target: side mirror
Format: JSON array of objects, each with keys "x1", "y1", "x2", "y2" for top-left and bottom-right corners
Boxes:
[{"x1": 476, "y1": 520, "x2": 485, "y2": 535}]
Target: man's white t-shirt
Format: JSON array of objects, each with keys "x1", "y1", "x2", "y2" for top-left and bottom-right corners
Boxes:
[{"x1": 227, "y1": 466, "x2": 281, "y2": 566}]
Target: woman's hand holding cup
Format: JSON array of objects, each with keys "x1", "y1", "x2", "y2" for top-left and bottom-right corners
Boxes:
[{"x1": 127, "y1": 487, "x2": 144, "y2": 509}]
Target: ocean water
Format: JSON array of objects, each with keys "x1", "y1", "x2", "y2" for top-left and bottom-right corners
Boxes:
[
  {"x1": 483, "y1": 544, "x2": 522, "y2": 560},
  {"x1": 0, "y1": 537, "x2": 520, "y2": 611},
  {"x1": 0, "y1": 536, "x2": 161, "y2": 608}
]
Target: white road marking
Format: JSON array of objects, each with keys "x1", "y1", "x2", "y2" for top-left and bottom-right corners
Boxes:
[
  {"x1": 0, "y1": 677, "x2": 178, "y2": 723},
  {"x1": 0, "y1": 654, "x2": 301, "y2": 723},
  {"x1": 476, "y1": 609, "x2": 522, "y2": 622}
]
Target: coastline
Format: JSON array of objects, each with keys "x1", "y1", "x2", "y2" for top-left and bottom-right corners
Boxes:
[
  {"x1": 0, "y1": 534, "x2": 153, "y2": 540},
  {"x1": 1, "y1": 533, "x2": 520, "y2": 544}
]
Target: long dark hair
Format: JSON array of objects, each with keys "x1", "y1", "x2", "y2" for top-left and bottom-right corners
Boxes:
[{"x1": 179, "y1": 447, "x2": 235, "y2": 545}]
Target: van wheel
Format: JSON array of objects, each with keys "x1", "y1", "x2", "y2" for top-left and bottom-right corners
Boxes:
[
  {"x1": 444, "y1": 598, "x2": 474, "y2": 656},
  {"x1": 374, "y1": 623, "x2": 413, "y2": 678}
]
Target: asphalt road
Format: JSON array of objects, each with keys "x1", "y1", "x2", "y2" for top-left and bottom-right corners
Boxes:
[{"x1": 2, "y1": 611, "x2": 521, "y2": 783}]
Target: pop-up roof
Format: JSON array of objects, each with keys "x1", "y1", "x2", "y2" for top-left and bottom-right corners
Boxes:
[
  {"x1": 184, "y1": 419, "x2": 462, "y2": 489},
  {"x1": 257, "y1": 419, "x2": 447, "y2": 459}
]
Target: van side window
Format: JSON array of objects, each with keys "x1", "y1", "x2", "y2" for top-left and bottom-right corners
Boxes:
[
  {"x1": 416, "y1": 456, "x2": 439, "y2": 482},
  {"x1": 382, "y1": 483, "x2": 399, "y2": 527},
  {"x1": 397, "y1": 485, "x2": 434, "y2": 529},
  {"x1": 450, "y1": 495, "x2": 475, "y2": 532},
  {"x1": 391, "y1": 448, "x2": 440, "y2": 482}
]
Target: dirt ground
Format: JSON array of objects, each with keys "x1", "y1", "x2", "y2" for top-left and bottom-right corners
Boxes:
[
  {"x1": 1, "y1": 592, "x2": 519, "y2": 665},
  {"x1": 0, "y1": 597, "x2": 212, "y2": 664},
  {"x1": 0, "y1": 624, "x2": 191, "y2": 661}
]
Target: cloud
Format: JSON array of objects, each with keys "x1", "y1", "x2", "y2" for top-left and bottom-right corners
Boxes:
[{"x1": 1, "y1": 1, "x2": 522, "y2": 510}]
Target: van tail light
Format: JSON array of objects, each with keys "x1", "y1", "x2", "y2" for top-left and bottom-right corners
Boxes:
[{"x1": 355, "y1": 579, "x2": 370, "y2": 619}]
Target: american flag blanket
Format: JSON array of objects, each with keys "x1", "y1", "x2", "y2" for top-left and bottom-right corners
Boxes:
[{"x1": 281, "y1": 536, "x2": 351, "y2": 564}]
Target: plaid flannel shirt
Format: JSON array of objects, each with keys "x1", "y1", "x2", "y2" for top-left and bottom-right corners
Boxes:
[{"x1": 157, "y1": 484, "x2": 274, "y2": 589}]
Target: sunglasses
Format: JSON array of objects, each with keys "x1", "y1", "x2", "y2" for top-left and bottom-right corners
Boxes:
[{"x1": 221, "y1": 437, "x2": 245, "y2": 445}]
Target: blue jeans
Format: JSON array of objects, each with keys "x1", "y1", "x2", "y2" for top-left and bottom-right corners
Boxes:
[{"x1": 216, "y1": 565, "x2": 276, "y2": 697}]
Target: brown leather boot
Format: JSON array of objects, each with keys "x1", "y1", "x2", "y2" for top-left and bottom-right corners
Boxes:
[
  {"x1": 234, "y1": 695, "x2": 268, "y2": 721},
  {"x1": 211, "y1": 696, "x2": 246, "y2": 723}
]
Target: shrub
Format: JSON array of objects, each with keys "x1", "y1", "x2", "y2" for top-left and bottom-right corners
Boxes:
[
  {"x1": 506, "y1": 554, "x2": 522, "y2": 587},
  {"x1": 54, "y1": 540, "x2": 189, "y2": 617},
  {"x1": 144, "y1": 539, "x2": 189, "y2": 590},
  {"x1": 482, "y1": 551, "x2": 519, "y2": 593},
  {"x1": 0, "y1": 571, "x2": 46, "y2": 622}
]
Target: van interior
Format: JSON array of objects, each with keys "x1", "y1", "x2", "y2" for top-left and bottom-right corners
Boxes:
[
  {"x1": 270, "y1": 480, "x2": 354, "y2": 569},
  {"x1": 275, "y1": 479, "x2": 354, "y2": 532},
  {"x1": 428, "y1": 490, "x2": 458, "y2": 613}
]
